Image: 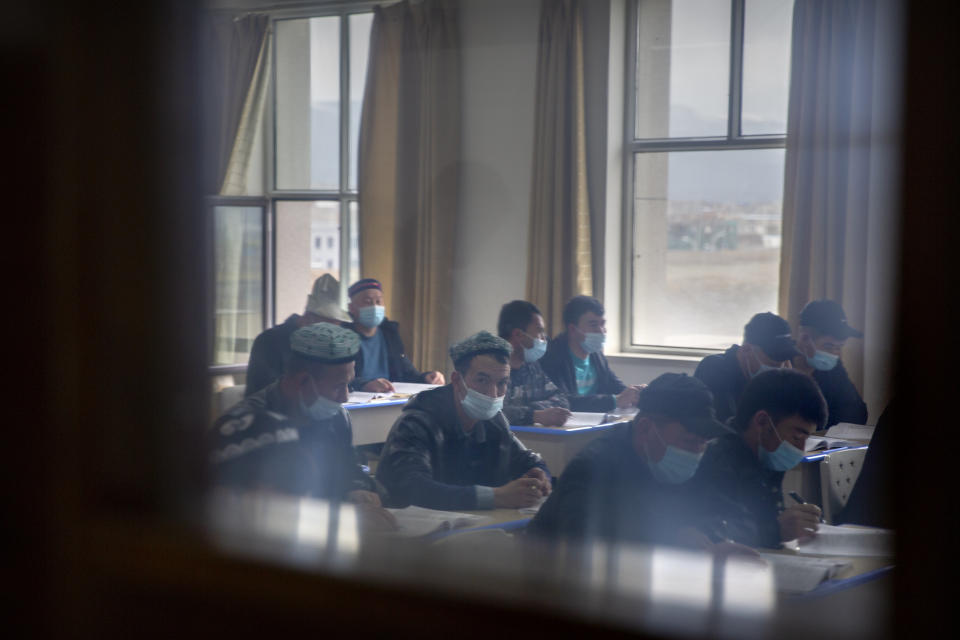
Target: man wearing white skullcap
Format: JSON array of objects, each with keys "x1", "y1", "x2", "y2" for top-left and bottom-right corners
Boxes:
[
  {"x1": 211, "y1": 322, "x2": 397, "y2": 531},
  {"x1": 245, "y1": 274, "x2": 351, "y2": 397}
]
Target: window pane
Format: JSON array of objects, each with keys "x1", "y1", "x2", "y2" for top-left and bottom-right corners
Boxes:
[
  {"x1": 742, "y1": 0, "x2": 794, "y2": 135},
  {"x1": 348, "y1": 201, "x2": 360, "y2": 288},
  {"x1": 636, "y1": 0, "x2": 731, "y2": 139},
  {"x1": 631, "y1": 150, "x2": 784, "y2": 349},
  {"x1": 213, "y1": 206, "x2": 263, "y2": 365},
  {"x1": 275, "y1": 201, "x2": 341, "y2": 322},
  {"x1": 349, "y1": 13, "x2": 373, "y2": 191},
  {"x1": 275, "y1": 17, "x2": 340, "y2": 190}
]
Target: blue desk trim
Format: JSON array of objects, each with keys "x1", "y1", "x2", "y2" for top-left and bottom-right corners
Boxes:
[
  {"x1": 344, "y1": 399, "x2": 409, "y2": 410},
  {"x1": 802, "y1": 444, "x2": 869, "y2": 462},
  {"x1": 510, "y1": 421, "x2": 625, "y2": 435},
  {"x1": 428, "y1": 517, "x2": 533, "y2": 541},
  {"x1": 791, "y1": 564, "x2": 894, "y2": 599}
]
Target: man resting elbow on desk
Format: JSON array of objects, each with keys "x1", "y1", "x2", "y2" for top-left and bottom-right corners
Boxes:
[
  {"x1": 690, "y1": 369, "x2": 828, "y2": 548},
  {"x1": 377, "y1": 331, "x2": 551, "y2": 511}
]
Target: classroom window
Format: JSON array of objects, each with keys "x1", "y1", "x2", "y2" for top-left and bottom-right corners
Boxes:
[{"x1": 624, "y1": 0, "x2": 793, "y2": 353}]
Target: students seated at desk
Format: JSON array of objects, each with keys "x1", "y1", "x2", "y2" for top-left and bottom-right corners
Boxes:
[
  {"x1": 244, "y1": 274, "x2": 349, "y2": 397},
  {"x1": 791, "y1": 299, "x2": 868, "y2": 427},
  {"x1": 377, "y1": 331, "x2": 551, "y2": 511},
  {"x1": 343, "y1": 278, "x2": 445, "y2": 392},
  {"x1": 691, "y1": 369, "x2": 828, "y2": 548},
  {"x1": 694, "y1": 312, "x2": 800, "y2": 424},
  {"x1": 210, "y1": 322, "x2": 396, "y2": 531},
  {"x1": 540, "y1": 295, "x2": 641, "y2": 413},
  {"x1": 527, "y1": 374, "x2": 733, "y2": 548},
  {"x1": 498, "y1": 300, "x2": 571, "y2": 426}
]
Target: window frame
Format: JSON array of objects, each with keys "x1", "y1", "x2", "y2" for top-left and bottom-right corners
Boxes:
[{"x1": 620, "y1": 0, "x2": 790, "y2": 357}]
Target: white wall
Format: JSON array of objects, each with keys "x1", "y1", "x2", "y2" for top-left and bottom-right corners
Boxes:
[{"x1": 449, "y1": 0, "x2": 541, "y2": 344}]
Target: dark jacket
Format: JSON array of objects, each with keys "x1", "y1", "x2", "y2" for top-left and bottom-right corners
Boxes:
[
  {"x1": 539, "y1": 332, "x2": 626, "y2": 412},
  {"x1": 694, "y1": 345, "x2": 748, "y2": 424},
  {"x1": 528, "y1": 423, "x2": 710, "y2": 545},
  {"x1": 344, "y1": 318, "x2": 429, "y2": 391},
  {"x1": 376, "y1": 385, "x2": 548, "y2": 510},
  {"x1": 244, "y1": 314, "x2": 301, "y2": 397},
  {"x1": 210, "y1": 382, "x2": 376, "y2": 499},
  {"x1": 813, "y1": 360, "x2": 868, "y2": 427},
  {"x1": 689, "y1": 433, "x2": 785, "y2": 548},
  {"x1": 502, "y1": 360, "x2": 569, "y2": 426},
  {"x1": 838, "y1": 399, "x2": 893, "y2": 527}
]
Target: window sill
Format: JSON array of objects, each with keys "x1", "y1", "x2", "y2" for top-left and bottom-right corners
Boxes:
[{"x1": 605, "y1": 352, "x2": 707, "y2": 365}]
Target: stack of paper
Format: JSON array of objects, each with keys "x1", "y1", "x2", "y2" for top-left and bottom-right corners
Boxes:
[
  {"x1": 804, "y1": 435, "x2": 854, "y2": 451},
  {"x1": 559, "y1": 412, "x2": 608, "y2": 428},
  {"x1": 759, "y1": 553, "x2": 852, "y2": 594},
  {"x1": 791, "y1": 524, "x2": 894, "y2": 557},
  {"x1": 825, "y1": 422, "x2": 875, "y2": 442},
  {"x1": 389, "y1": 382, "x2": 441, "y2": 396},
  {"x1": 386, "y1": 505, "x2": 490, "y2": 537}
]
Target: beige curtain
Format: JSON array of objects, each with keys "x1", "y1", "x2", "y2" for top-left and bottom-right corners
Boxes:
[
  {"x1": 779, "y1": 0, "x2": 902, "y2": 418},
  {"x1": 527, "y1": 0, "x2": 593, "y2": 338},
  {"x1": 357, "y1": 0, "x2": 461, "y2": 375}
]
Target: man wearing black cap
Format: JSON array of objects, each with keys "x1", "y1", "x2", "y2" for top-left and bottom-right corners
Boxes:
[
  {"x1": 791, "y1": 300, "x2": 868, "y2": 427},
  {"x1": 345, "y1": 277, "x2": 445, "y2": 392},
  {"x1": 210, "y1": 323, "x2": 397, "y2": 531},
  {"x1": 691, "y1": 369, "x2": 828, "y2": 548},
  {"x1": 694, "y1": 312, "x2": 801, "y2": 423},
  {"x1": 527, "y1": 373, "x2": 733, "y2": 547}
]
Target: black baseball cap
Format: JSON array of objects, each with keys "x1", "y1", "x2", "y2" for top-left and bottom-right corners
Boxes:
[
  {"x1": 743, "y1": 312, "x2": 801, "y2": 362},
  {"x1": 637, "y1": 373, "x2": 731, "y2": 439},
  {"x1": 799, "y1": 300, "x2": 863, "y2": 339}
]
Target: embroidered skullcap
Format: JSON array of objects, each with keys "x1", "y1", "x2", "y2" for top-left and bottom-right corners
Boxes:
[
  {"x1": 290, "y1": 322, "x2": 360, "y2": 364},
  {"x1": 348, "y1": 278, "x2": 382, "y2": 298},
  {"x1": 305, "y1": 274, "x2": 350, "y2": 322},
  {"x1": 449, "y1": 330, "x2": 512, "y2": 366}
]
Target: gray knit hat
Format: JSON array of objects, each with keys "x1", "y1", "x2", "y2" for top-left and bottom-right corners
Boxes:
[
  {"x1": 290, "y1": 322, "x2": 360, "y2": 364},
  {"x1": 449, "y1": 330, "x2": 512, "y2": 367},
  {"x1": 305, "y1": 274, "x2": 350, "y2": 322}
]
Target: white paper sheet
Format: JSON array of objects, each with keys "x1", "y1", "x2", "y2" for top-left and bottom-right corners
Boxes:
[
  {"x1": 804, "y1": 435, "x2": 853, "y2": 451},
  {"x1": 562, "y1": 412, "x2": 609, "y2": 427},
  {"x1": 385, "y1": 505, "x2": 490, "y2": 537},
  {"x1": 825, "y1": 422, "x2": 875, "y2": 442},
  {"x1": 789, "y1": 524, "x2": 894, "y2": 557},
  {"x1": 389, "y1": 382, "x2": 441, "y2": 396},
  {"x1": 759, "y1": 553, "x2": 852, "y2": 593}
]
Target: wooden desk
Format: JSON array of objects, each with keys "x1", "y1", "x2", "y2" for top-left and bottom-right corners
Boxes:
[
  {"x1": 511, "y1": 421, "x2": 627, "y2": 476},
  {"x1": 345, "y1": 399, "x2": 407, "y2": 445}
]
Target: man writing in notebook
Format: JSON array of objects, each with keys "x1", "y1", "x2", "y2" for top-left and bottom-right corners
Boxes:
[
  {"x1": 498, "y1": 300, "x2": 571, "y2": 427},
  {"x1": 791, "y1": 299, "x2": 868, "y2": 427},
  {"x1": 344, "y1": 278, "x2": 445, "y2": 392},
  {"x1": 540, "y1": 295, "x2": 641, "y2": 412},
  {"x1": 690, "y1": 368, "x2": 828, "y2": 548},
  {"x1": 377, "y1": 331, "x2": 550, "y2": 511},
  {"x1": 694, "y1": 311, "x2": 801, "y2": 423}
]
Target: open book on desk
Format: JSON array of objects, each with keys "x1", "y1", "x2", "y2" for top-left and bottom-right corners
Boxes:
[
  {"x1": 386, "y1": 505, "x2": 490, "y2": 538},
  {"x1": 825, "y1": 422, "x2": 875, "y2": 442},
  {"x1": 759, "y1": 553, "x2": 852, "y2": 594},
  {"x1": 805, "y1": 435, "x2": 857, "y2": 451},
  {"x1": 787, "y1": 524, "x2": 894, "y2": 557}
]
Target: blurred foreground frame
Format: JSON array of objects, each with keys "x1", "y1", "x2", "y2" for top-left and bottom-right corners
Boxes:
[{"x1": 6, "y1": 0, "x2": 954, "y2": 638}]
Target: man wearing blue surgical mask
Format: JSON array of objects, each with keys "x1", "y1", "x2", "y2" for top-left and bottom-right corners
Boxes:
[
  {"x1": 528, "y1": 373, "x2": 744, "y2": 552},
  {"x1": 695, "y1": 312, "x2": 801, "y2": 424},
  {"x1": 691, "y1": 369, "x2": 828, "y2": 548},
  {"x1": 540, "y1": 295, "x2": 642, "y2": 412},
  {"x1": 345, "y1": 278, "x2": 445, "y2": 393},
  {"x1": 791, "y1": 300, "x2": 868, "y2": 427},
  {"x1": 210, "y1": 323, "x2": 398, "y2": 532},
  {"x1": 378, "y1": 331, "x2": 551, "y2": 510},
  {"x1": 498, "y1": 300, "x2": 572, "y2": 427}
]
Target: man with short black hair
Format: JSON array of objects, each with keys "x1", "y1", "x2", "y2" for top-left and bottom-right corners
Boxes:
[
  {"x1": 497, "y1": 300, "x2": 571, "y2": 426},
  {"x1": 344, "y1": 278, "x2": 445, "y2": 392},
  {"x1": 245, "y1": 274, "x2": 350, "y2": 397},
  {"x1": 691, "y1": 368, "x2": 828, "y2": 548},
  {"x1": 791, "y1": 299, "x2": 868, "y2": 427},
  {"x1": 527, "y1": 373, "x2": 738, "y2": 550},
  {"x1": 211, "y1": 322, "x2": 397, "y2": 531},
  {"x1": 377, "y1": 331, "x2": 551, "y2": 511},
  {"x1": 694, "y1": 312, "x2": 801, "y2": 423},
  {"x1": 540, "y1": 295, "x2": 641, "y2": 412}
]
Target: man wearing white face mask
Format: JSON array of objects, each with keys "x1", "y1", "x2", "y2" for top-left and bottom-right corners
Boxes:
[
  {"x1": 540, "y1": 295, "x2": 642, "y2": 412},
  {"x1": 791, "y1": 300, "x2": 868, "y2": 427},
  {"x1": 210, "y1": 323, "x2": 397, "y2": 532},
  {"x1": 344, "y1": 278, "x2": 445, "y2": 393},
  {"x1": 691, "y1": 369, "x2": 828, "y2": 548},
  {"x1": 528, "y1": 373, "x2": 739, "y2": 550},
  {"x1": 497, "y1": 300, "x2": 571, "y2": 426},
  {"x1": 694, "y1": 312, "x2": 801, "y2": 424},
  {"x1": 377, "y1": 331, "x2": 551, "y2": 510}
]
